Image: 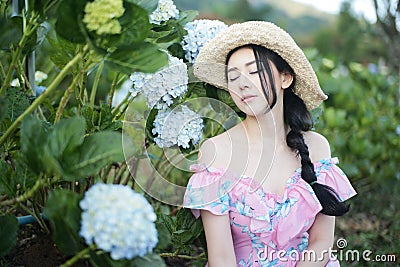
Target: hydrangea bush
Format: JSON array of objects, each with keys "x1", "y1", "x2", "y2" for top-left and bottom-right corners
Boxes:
[{"x1": 0, "y1": 0, "x2": 226, "y2": 265}]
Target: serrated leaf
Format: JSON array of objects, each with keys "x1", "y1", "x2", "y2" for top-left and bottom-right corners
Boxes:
[
  {"x1": 0, "y1": 215, "x2": 18, "y2": 257},
  {"x1": 43, "y1": 189, "x2": 84, "y2": 255},
  {"x1": 62, "y1": 131, "x2": 125, "y2": 180},
  {"x1": 0, "y1": 96, "x2": 7, "y2": 123},
  {"x1": 171, "y1": 229, "x2": 194, "y2": 245},
  {"x1": 106, "y1": 43, "x2": 168, "y2": 74},
  {"x1": 126, "y1": 0, "x2": 158, "y2": 13},
  {"x1": 176, "y1": 10, "x2": 199, "y2": 25},
  {"x1": 6, "y1": 87, "x2": 31, "y2": 121},
  {"x1": 20, "y1": 115, "x2": 51, "y2": 175},
  {"x1": 0, "y1": 16, "x2": 22, "y2": 49},
  {"x1": 47, "y1": 35, "x2": 78, "y2": 68},
  {"x1": 158, "y1": 213, "x2": 175, "y2": 234},
  {"x1": 116, "y1": 2, "x2": 150, "y2": 45},
  {"x1": 131, "y1": 253, "x2": 166, "y2": 267},
  {"x1": 48, "y1": 116, "x2": 86, "y2": 158},
  {"x1": 55, "y1": 0, "x2": 86, "y2": 43},
  {"x1": 89, "y1": 252, "x2": 132, "y2": 267}
]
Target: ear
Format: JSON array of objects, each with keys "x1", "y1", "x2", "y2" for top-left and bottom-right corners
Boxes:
[{"x1": 280, "y1": 72, "x2": 294, "y2": 89}]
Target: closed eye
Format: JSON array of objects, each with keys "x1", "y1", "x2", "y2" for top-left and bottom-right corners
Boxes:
[{"x1": 229, "y1": 76, "x2": 239, "y2": 82}]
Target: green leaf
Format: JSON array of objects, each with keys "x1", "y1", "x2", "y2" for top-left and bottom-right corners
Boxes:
[
  {"x1": 44, "y1": 116, "x2": 86, "y2": 175},
  {"x1": 47, "y1": 35, "x2": 78, "y2": 68},
  {"x1": 106, "y1": 43, "x2": 168, "y2": 73},
  {"x1": 48, "y1": 116, "x2": 86, "y2": 159},
  {"x1": 144, "y1": 108, "x2": 158, "y2": 144},
  {"x1": 43, "y1": 189, "x2": 84, "y2": 255},
  {"x1": 6, "y1": 87, "x2": 31, "y2": 121},
  {"x1": 0, "y1": 96, "x2": 7, "y2": 123},
  {"x1": 55, "y1": 0, "x2": 86, "y2": 43},
  {"x1": 171, "y1": 229, "x2": 194, "y2": 246},
  {"x1": 89, "y1": 252, "x2": 131, "y2": 267},
  {"x1": 0, "y1": 160, "x2": 37, "y2": 197},
  {"x1": 131, "y1": 253, "x2": 166, "y2": 267},
  {"x1": 0, "y1": 16, "x2": 22, "y2": 49},
  {"x1": 176, "y1": 10, "x2": 199, "y2": 25},
  {"x1": 158, "y1": 213, "x2": 175, "y2": 234},
  {"x1": 155, "y1": 220, "x2": 171, "y2": 250},
  {"x1": 126, "y1": 0, "x2": 158, "y2": 13},
  {"x1": 62, "y1": 131, "x2": 125, "y2": 180},
  {"x1": 20, "y1": 115, "x2": 50, "y2": 175},
  {"x1": 116, "y1": 2, "x2": 150, "y2": 45},
  {"x1": 0, "y1": 215, "x2": 18, "y2": 257}
]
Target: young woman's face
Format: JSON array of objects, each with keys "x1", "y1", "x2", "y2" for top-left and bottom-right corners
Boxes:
[{"x1": 226, "y1": 47, "x2": 283, "y2": 116}]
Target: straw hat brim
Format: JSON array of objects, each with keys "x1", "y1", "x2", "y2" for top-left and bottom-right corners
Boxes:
[{"x1": 193, "y1": 21, "x2": 327, "y2": 110}]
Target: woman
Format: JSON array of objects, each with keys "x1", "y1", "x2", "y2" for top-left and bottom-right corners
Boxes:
[{"x1": 184, "y1": 21, "x2": 356, "y2": 266}]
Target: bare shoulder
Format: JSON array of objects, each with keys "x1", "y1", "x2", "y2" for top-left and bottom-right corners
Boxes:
[
  {"x1": 303, "y1": 131, "x2": 331, "y2": 162},
  {"x1": 197, "y1": 132, "x2": 231, "y2": 168}
]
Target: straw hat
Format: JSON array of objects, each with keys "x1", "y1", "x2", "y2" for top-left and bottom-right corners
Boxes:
[{"x1": 193, "y1": 21, "x2": 327, "y2": 110}]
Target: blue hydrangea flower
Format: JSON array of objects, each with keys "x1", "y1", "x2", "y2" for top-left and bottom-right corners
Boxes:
[
  {"x1": 181, "y1": 19, "x2": 228, "y2": 63},
  {"x1": 152, "y1": 105, "x2": 203, "y2": 148},
  {"x1": 79, "y1": 183, "x2": 158, "y2": 260},
  {"x1": 149, "y1": 0, "x2": 179, "y2": 25},
  {"x1": 129, "y1": 54, "x2": 188, "y2": 109},
  {"x1": 35, "y1": 86, "x2": 46, "y2": 97}
]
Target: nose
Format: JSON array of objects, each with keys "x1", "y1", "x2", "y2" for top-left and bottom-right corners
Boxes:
[{"x1": 238, "y1": 73, "x2": 250, "y2": 90}]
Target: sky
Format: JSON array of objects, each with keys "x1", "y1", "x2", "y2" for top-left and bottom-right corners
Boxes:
[{"x1": 294, "y1": 0, "x2": 377, "y2": 22}]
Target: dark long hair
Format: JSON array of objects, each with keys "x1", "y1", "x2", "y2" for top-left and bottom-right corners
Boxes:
[{"x1": 226, "y1": 44, "x2": 349, "y2": 216}]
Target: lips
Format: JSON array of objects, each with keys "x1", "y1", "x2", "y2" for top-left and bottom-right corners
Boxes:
[{"x1": 241, "y1": 95, "x2": 258, "y2": 102}]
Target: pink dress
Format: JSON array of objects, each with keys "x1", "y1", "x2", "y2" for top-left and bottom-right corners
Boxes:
[{"x1": 183, "y1": 157, "x2": 357, "y2": 267}]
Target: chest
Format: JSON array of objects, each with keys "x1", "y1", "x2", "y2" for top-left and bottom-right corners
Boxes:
[{"x1": 226, "y1": 146, "x2": 301, "y2": 196}]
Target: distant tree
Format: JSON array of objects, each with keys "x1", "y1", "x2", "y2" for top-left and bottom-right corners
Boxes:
[
  {"x1": 216, "y1": 0, "x2": 271, "y2": 23},
  {"x1": 313, "y1": 1, "x2": 387, "y2": 65},
  {"x1": 372, "y1": 0, "x2": 400, "y2": 71}
]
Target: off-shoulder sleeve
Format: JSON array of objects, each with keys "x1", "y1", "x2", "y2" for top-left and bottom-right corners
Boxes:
[
  {"x1": 183, "y1": 164, "x2": 236, "y2": 218},
  {"x1": 314, "y1": 157, "x2": 357, "y2": 201}
]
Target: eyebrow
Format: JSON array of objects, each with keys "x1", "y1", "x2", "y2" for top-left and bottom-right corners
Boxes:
[{"x1": 227, "y1": 60, "x2": 257, "y2": 72}]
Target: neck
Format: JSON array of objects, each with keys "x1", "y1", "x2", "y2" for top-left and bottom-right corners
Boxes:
[{"x1": 241, "y1": 104, "x2": 287, "y2": 147}]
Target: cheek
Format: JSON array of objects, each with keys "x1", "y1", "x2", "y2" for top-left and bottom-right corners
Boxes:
[{"x1": 228, "y1": 88, "x2": 242, "y2": 104}]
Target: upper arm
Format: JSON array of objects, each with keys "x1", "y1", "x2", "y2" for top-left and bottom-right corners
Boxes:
[
  {"x1": 197, "y1": 138, "x2": 217, "y2": 166},
  {"x1": 201, "y1": 210, "x2": 236, "y2": 266},
  {"x1": 308, "y1": 213, "x2": 335, "y2": 245},
  {"x1": 303, "y1": 131, "x2": 331, "y2": 162}
]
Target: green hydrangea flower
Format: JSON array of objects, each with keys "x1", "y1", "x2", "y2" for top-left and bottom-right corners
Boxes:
[{"x1": 83, "y1": 0, "x2": 125, "y2": 35}]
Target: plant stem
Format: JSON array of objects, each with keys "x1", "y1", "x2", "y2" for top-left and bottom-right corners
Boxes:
[
  {"x1": 0, "y1": 13, "x2": 40, "y2": 96},
  {"x1": 0, "y1": 47, "x2": 87, "y2": 147},
  {"x1": 0, "y1": 178, "x2": 47, "y2": 206},
  {"x1": 54, "y1": 73, "x2": 82, "y2": 123},
  {"x1": 90, "y1": 61, "x2": 104, "y2": 108},
  {"x1": 159, "y1": 251, "x2": 206, "y2": 260},
  {"x1": 108, "y1": 73, "x2": 122, "y2": 108},
  {"x1": 60, "y1": 244, "x2": 96, "y2": 267}
]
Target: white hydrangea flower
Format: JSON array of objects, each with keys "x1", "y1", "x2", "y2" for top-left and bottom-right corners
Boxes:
[
  {"x1": 152, "y1": 105, "x2": 203, "y2": 148},
  {"x1": 79, "y1": 183, "x2": 158, "y2": 260},
  {"x1": 182, "y1": 19, "x2": 228, "y2": 63},
  {"x1": 11, "y1": 70, "x2": 48, "y2": 87},
  {"x1": 34, "y1": 71, "x2": 48, "y2": 84},
  {"x1": 149, "y1": 0, "x2": 179, "y2": 25},
  {"x1": 129, "y1": 54, "x2": 188, "y2": 109}
]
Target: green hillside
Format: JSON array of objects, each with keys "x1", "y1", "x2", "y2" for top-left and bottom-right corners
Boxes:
[{"x1": 174, "y1": 0, "x2": 336, "y2": 45}]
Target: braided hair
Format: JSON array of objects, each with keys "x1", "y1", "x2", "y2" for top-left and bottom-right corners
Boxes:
[{"x1": 227, "y1": 44, "x2": 349, "y2": 216}]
